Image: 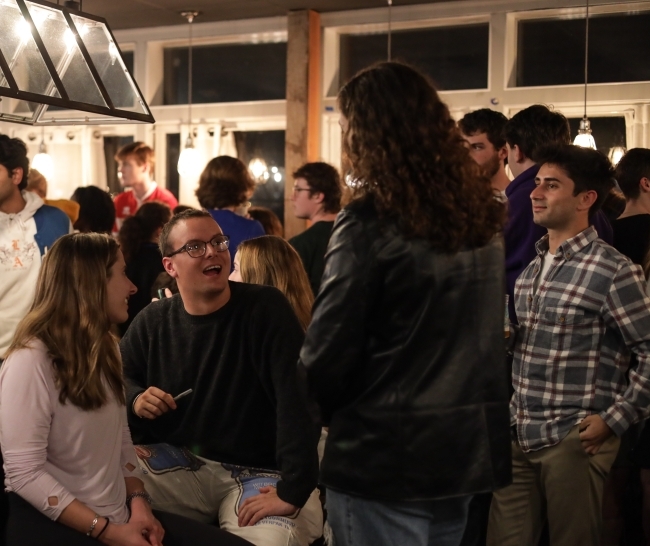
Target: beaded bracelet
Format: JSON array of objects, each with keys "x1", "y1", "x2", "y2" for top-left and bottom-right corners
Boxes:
[
  {"x1": 96, "y1": 519, "x2": 110, "y2": 539},
  {"x1": 86, "y1": 514, "x2": 100, "y2": 536},
  {"x1": 126, "y1": 491, "x2": 154, "y2": 511}
]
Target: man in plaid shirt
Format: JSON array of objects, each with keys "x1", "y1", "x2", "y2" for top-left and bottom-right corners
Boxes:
[{"x1": 488, "y1": 144, "x2": 650, "y2": 546}]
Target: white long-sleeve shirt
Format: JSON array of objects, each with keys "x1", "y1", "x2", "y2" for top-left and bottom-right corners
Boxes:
[{"x1": 0, "y1": 340, "x2": 139, "y2": 522}]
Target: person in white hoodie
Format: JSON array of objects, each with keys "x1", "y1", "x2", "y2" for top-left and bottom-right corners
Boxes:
[{"x1": 0, "y1": 135, "x2": 70, "y2": 360}]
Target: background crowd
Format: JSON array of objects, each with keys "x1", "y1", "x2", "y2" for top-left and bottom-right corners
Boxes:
[{"x1": 1, "y1": 60, "x2": 650, "y2": 546}]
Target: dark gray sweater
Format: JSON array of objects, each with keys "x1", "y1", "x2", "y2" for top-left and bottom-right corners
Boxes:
[{"x1": 120, "y1": 281, "x2": 319, "y2": 507}]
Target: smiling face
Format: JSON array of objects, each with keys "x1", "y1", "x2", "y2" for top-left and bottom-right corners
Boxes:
[
  {"x1": 106, "y1": 249, "x2": 137, "y2": 324},
  {"x1": 531, "y1": 163, "x2": 594, "y2": 231},
  {"x1": 162, "y1": 216, "x2": 231, "y2": 308}
]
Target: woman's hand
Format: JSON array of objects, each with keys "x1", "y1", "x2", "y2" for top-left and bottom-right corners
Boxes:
[
  {"x1": 99, "y1": 520, "x2": 158, "y2": 546},
  {"x1": 127, "y1": 497, "x2": 165, "y2": 545}
]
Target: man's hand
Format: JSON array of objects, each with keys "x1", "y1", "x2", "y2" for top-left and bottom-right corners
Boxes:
[
  {"x1": 237, "y1": 486, "x2": 298, "y2": 527},
  {"x1": 579, "y1": 414, "x2": 614, "y2": 455},
  {"x1": 134, "y1": 387, "x2": 176, "y2": 419}
]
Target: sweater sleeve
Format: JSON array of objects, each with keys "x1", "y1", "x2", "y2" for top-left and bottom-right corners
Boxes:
[
  {"x1": 120, "y1": 310, "x2": 151, "y2": 415},
  {"x1": 0, "y1": 347, "x2": 75, "y2": 520},
  {"x1": 253, "y1": 290, "x2": 319, "y2": 508}
]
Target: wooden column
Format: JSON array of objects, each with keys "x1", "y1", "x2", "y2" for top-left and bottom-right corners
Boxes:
[{"x1": 284, "y1": 10, "x2": 321, "y2": 239}]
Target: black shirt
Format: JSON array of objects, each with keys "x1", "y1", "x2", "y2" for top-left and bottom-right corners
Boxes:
[
  {"x1": 289, "y1": 221, "x2": 335, "y2": 296},
  {"x1": 120, "y1": 281, "x2": 319, "y2": 507},
  {"x1": 612, "y1": 214, "x2": 650, "y2": 265},
  {"x1": 120, "y1": 242, "x2": 165, "y2": 336}
]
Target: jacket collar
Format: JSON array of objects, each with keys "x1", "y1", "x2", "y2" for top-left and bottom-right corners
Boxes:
[{"x1": 505, "y1": 164, "x2": 540, "y2": 199}]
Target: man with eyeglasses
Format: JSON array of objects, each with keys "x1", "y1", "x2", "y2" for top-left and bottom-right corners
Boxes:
[
  {"x1": 120, "y1": 209, "x2": 323, "y2": 546},
  {"x1": 289, "y1": 162, "x2": 343, "y2": 295}
]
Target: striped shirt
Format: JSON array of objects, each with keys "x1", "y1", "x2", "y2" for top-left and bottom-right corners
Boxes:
[{"x1": 512, "y1": 226, "x2": 650, "y2": 452}]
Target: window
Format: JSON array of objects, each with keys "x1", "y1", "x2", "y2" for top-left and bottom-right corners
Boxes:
[
  {"x1": 339, "y1": 23, "x2": 489, "y2": 91},
  {"x1": 517, "y1": 12, "x2": 650, "y2": 87},
  {"x1": 166, "y1": 133, "x2": 181, "y2": 200},
  {"x1": 235, "y1": 130, "x2": 286, "y2": 223},
  {"x1": 103, "y1": 135, "x2": 134, "y2": 195},
  {"x1": 164, "y1": 42, "x2": 287, "y2": 104}
]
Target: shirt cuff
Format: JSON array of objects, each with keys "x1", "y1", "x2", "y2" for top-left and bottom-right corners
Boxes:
[{"x1": 601, "y1": 405, "x2": 633, "y2": 438}]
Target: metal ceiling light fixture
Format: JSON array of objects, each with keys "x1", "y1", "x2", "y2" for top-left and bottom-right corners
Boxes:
[
  {"x1": 177, "y1": 10, "x2": 202, "y2": 179},
  {"x1": 573, "y1": 0, "x2": 596, "y2": 149},
  {"x1": 0, "y1": 0, "x2": 154, "y2": 125}
]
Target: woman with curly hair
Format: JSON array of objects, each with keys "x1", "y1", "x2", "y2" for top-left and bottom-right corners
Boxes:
[
  {"x1": 0, "y1": 233, "x2": 250, "y2": 546},
  {"x1": 195, "y1": 156, "x2": 264, "y2": 265},
  {"x1": 229, "y1": 235, "x2": 313, "y2": 331},
  {"x1": 298, "y1": 62, "x2": 510, "y2": 546}
]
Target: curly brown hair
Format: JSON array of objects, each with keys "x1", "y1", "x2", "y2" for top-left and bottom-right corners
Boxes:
[
  {"x1": 338, "y1": 62, "x2": 505, "y2": 253},
  {"x1": 195, "y1": 156, "x2": 256, "y2": 209}
]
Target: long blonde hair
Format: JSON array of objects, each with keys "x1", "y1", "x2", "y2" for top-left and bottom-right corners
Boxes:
[
  {"x1": 238, "y1": 236, "x2": 314, "y2": 330},
  {"x1": 6, "y1": 233, "x2": 125, "y2": 410}
]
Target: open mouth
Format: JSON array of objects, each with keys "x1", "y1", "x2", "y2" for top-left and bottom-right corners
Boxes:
[{"x1": 203, "y1": 264, "x2": 223, "y2": 277}]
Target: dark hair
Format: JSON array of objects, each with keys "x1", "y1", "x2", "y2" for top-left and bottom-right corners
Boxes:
[
  {"x1": 195, "y1": 156, "x2": 255, "y2": 209},
  {"x1": 173, "y1": 204, "x2": 195, "y2": 215},
  {"x1": 151, "y1": 271, "x2": 178, "y2": 298},
  {"x1": 70, "y1": 186, "x2": 116, "y2": 234},
  {"x1": 118, "y1": 202, "x2": 172, "y2": 263},
  {"x1": 292, "y1": 162, "x2": 342, "y2": 213},
  {"x1": 615, "y1": 148, "x2": 650, "y2": 201},
  {"x1": 248, "y1": 206, "x2": 284, "y2": 236},
  {"x1": 537, "y1": 144, "x2": 616, "y2": 216},
  {"x1": 338, "y1": 61, "x2": 505, "y2": 252},
  {"x1": 159, "y1": 208, "x2": 212, "y2": 256},
  {"x1": 0, "y1": 135, "x2": 29, "y2": 191},
  {"x1": 115, "y1": 141, "x2": 155, "y2": 173},
  {"x1": 505, "y1": 105, "x2": 570, "y2": 163},
  {"x1": 458, "y1": 109, "x2": 508, "y2": 150}
]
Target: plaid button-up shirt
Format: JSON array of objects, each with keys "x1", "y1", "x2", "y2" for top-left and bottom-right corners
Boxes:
[{"x1": 512, "y1": 226, "x2": 650, "y2": 452}]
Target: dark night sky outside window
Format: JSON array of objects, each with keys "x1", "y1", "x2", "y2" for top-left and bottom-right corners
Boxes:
[
  {"x1": 517, "y1": 13, "x2": 650, "y2": 87},
  {"x1": 164, "y1": 42, "x2": 287, "y2": 104},
  {"x1": 339, "y1": 24, "x2": 489, "y2": 91}
]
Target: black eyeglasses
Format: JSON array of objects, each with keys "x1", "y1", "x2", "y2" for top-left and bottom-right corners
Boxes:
[{"x1": 166, "y1": 235, "x2": 230, "y2": 258}]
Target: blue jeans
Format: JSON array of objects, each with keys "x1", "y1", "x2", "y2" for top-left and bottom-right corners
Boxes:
[{"x1": 326, "y1": 489, "x2": 471, "y2": 546}]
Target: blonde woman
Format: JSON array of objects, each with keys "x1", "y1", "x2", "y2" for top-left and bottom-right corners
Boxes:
[
  {"x1": 0, "y1": 233, "x2": 250, "y2": 546},
  {"x1": 229, "y1": 235, "x2": 313, "y2": 331}
]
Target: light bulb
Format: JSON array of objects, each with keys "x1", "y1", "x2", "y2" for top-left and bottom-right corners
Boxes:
[
  {"x1": 574, "y1": 118, "x2": 597, "y2": 150},
  {"x1": 573, "y1": 133, "x2": 596, "y2": 150},
  {"x1": 177, "y1": 137, "x2": 201, "y2": 179},
  {"x1": 248, "y1": 158, "x2": 268, "y2": 181},
  {"x1": 64, "y1": 28, "x2": 76, "y2": 50},
  {"x1": 273, "y1": 172, "x2": 282, "y2": 183},
  {"x1": 32, "y1": 152, "x2": 54, "y2": 183}
]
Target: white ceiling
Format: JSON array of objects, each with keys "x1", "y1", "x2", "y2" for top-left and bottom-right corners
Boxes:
[{"x1": 80, "y1": 0, "x2": 458, "y2": 30}]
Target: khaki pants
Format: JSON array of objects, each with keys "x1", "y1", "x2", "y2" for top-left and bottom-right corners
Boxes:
[
  {"x1": 487, "y1": 425, "x2": 620, "y2": 546},
  {"x1": 134, "y1": 444, "x2": 323, "y2": 546}
]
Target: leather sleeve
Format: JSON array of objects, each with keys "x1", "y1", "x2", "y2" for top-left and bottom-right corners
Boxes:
[{"x1": 298, "y1": 208, "x2": 375, "y2": 422}]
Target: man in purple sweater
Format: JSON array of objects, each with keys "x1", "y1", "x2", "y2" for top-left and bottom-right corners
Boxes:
[{"x1": 504, "y1": 105, "x2": 613, "y2": 323}]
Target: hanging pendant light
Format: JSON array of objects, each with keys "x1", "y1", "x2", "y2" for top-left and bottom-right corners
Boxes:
[
  {"x1": 574, "y1": 0, "x2": 596, "y2": 149},
  {"x1": 177, "y1": 11, "x2": 202, "y2": 179},
  {"x1": 608, "y1": 146, "x2": 626, "y2": 166},
  {"x1": 32, "y1": 129, "x2": 54, "y2": 182}
]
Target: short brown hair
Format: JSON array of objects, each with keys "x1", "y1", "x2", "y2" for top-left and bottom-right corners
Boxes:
[
  {"x1": 248, "y1": 206, "x2": 284, "y2": 236},
  {"x1": 159, "y1": 209, "x2": 212, "y2": 257},
  {"x1": 615, "y1": 148, "x2": 650, "y2": 201},
  {"x1": 195, "y1": 156, "x2": 255, "y2": 209},
  {"x1": 115, "y1": 141, "x2": 155, "y2": 173},
  {"x1": 292, "y1": 162, "x2": 342, "y2": 214}
]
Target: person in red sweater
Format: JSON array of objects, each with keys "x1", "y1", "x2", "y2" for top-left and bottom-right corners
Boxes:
[{"x1": 113, "y1": 142, "x2": 178, "y2": 233}]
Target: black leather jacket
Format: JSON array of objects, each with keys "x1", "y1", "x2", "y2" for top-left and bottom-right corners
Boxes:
[{"x1": 299, "y1": 197, "x2": 512, "y2": 501}]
